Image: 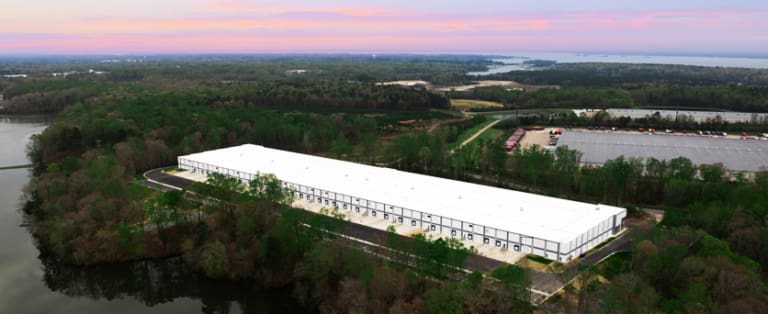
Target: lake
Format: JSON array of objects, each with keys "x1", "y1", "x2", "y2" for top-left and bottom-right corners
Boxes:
[
  {"x1": 468, "y1": 52, "x2": 768, "y2": 75},
  {"x1": 0, "y1": 115, "x2": 301, "y2": 314}
]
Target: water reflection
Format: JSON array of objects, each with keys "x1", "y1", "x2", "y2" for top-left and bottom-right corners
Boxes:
[{"x1": 38, "y1": 253, "x2": 303, "y2": 314}]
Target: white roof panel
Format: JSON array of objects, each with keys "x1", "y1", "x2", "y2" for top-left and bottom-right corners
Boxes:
[
  {"x1": 558, "y1": 131, "x2": 768, "y2": 172},
  {"x1": 179, "y1": 144, "x2": 626, "y2": 244}
]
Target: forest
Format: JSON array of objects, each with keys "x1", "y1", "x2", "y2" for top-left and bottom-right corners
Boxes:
[
  {"x1": 5, "y1": 56, "x2": 768, "y2": 313},
  {"x1": 449, "y1": 83, "x2": 768, "y2": 112}
]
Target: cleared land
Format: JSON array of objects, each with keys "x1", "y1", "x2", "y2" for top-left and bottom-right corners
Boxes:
[
  {"x1": 474, "y1": 127, "x2": 503, "y2": 144},
  {"x1": 436, "y1": 80, "x2": 560, "y2": 92},
  {"x1": 557, "y1": 131, "x2": 768, "y2": 172},
  {"x1": 459, "y1": 122, "x2": 503, "y2": 150},
  {"x1": 378, "y1": 80, "x2": 430, "y2": 87},
  {"x1": 519, "y1": 128, "x2": 559, "y2": 149},
  {"x1": 454, "y1": 119, "x2": 500, "y2": 148},
  {"x1": 450, "y1": 99, "x2": 505, "y2": 110},
  {"x1": 475, "y1": 108, "x2": 573, "y2": 116}
]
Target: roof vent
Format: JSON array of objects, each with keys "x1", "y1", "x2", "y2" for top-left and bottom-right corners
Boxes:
[
  {"x1": 596, "y1": 205, "x2": 600, "y2": 211},
  {"x1": 410, "y1": 186, "x2": 414, "y2": 190},
  {"x1": 520, "y1": 207, "x2": 524, "y2": 212},
  {"x1": 458, "y1": 195, "x2": 462, "y2": 200}
]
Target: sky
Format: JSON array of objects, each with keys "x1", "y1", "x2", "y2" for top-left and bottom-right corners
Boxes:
[{"x1": 1, "y1": 0, "x2": 767, "y2": 54}]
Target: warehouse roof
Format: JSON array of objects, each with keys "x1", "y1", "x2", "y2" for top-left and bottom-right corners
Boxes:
[
  {"x1": 606, "y1": 109, "x2": 768, "y2": 123},
  {"x1": 179, "y1": 144, "x2": 625, "y2": 244},
  {"x1": 557, "y1": 131, "x2": 768, "y2": 172}
]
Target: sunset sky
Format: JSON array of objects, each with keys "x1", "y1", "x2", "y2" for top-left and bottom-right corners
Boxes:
[{"x1": 2, "y1": 0, "x2": 767, "y2": 54}]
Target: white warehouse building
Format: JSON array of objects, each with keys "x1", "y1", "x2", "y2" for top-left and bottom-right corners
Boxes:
[{"x1": 178, "y1": 144, "x2": 627, "y2": 262}]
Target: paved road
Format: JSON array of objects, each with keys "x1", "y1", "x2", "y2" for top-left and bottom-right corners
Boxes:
[
  {"x1": 145, "y1": 168, "x2": 196, "y2": 189},
  {"x1": 579, "y1": 230, "x2": 634, "y2": 267},
  {"x1": 137, "y1": 179, "x2": 175, "y2": 192}
]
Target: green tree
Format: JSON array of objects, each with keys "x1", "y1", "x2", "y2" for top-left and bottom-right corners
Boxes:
[
  {"x1": 200, "y1": 240, "x2": 229, "y2": 278},
  {"x1": 490, "y1": 265, "x2": 531, "y2": 313},
  {"x1": 602, "y1": 273, "x2": 660, "y2": 314}
]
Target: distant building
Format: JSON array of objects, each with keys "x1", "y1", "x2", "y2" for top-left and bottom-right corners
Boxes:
[{"x1": 286, "y1": 69, "x2": 309, "y2": 75}]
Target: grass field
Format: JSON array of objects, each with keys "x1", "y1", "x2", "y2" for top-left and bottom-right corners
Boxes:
[
  {"x1": 474, "y1": 127, "x2": 503, "y2": 144},
  {"x1": 451, "y1": 99, "x2": 505, "y2": 110},
  {"x1": 453, "y1": 119, "x2": 497, "y2": 146}
]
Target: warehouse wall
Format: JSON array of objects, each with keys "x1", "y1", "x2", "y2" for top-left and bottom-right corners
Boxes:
[{"x1": 178, "y1": 157, "x2": 625, "y2": 262}]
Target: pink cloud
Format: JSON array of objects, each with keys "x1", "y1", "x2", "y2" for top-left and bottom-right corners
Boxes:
[
  {"x1": 16, "y1": 8, "x2": 768, "y2": 35},
  {"x1": 2, "y1": 7, "x2": 768, "y2": 53},
  {"x1": 198, "y1": 1, "x2": 387, "y2": 17}
]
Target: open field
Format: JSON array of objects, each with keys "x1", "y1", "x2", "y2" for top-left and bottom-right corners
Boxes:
[
  {"x1": 450, "y1": 99, "x2": 504, "y2": 110},
  {"x1": 519, "y1": 128, "x2": 559, "y2": 149},
  {"x1": 475, "y1": 127, "x2": 503, "y2": 143},
  {"x1": 453, "y1": 119, "x2": 499, "y2": 147},
  {"x1": 377, "y1": 80, "x2": 430, "y2": 87},
  {"x1": 458, "y1": 120, "x2": 502, "y2": 148}
]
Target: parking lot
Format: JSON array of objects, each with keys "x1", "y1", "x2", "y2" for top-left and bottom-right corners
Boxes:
[{"x1": 558, "y1": 130, "x2": 768, "y2": 172}]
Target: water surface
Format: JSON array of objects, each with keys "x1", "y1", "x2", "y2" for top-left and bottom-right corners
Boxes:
[
  {"x1": 0, "y1": 115, "x2": 300, "y2": 314},
  {"x1": 469, "y1": 52, "x2": 768, "y2": 75}
]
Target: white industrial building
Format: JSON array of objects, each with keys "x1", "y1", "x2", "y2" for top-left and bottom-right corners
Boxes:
[{"x1": 178, "y1": 144, "x2": 626, "y2": 262}]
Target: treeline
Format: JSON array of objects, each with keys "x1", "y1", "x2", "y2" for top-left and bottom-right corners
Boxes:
[
  {"x1": 0, "y1": 79, "x2": 114, "y2": 114},
  {"x1": 1, "y1": 78, "x2": 449, "y2": 115},
  {"x1": 2, "y1": 56, "x2": 488, "y2": 85},
  {"x1": 486, "y1": 63, "x2": 768, "y2": 87},
  {"x1": 214, "y1": 80, "x2": 449, "y2": 110},
  {"x1": 557, "y1": 225, "x2": 768, "y2": 313},
  {"x1": 449, "y1": 84, "x2": 768, "y2": 112},
  {"x1": 503, "y1": 110, "x2": 768, "y2": 134}
]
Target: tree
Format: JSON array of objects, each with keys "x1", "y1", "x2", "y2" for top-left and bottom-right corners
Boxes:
[
  {"x1": 329, "y1": 133, "x2": 352, "y2": 159},
  {"x1": 490, "y1": 265, "x2": 531, "y2": 313},
  {"x1": 424, "y1": 283, "x2": 463, "y2": 314},
  {"x1": 145, "y1": 195, "x2": 172, "y2": 245},
  {"x1": 205, "y1": 172, "x2": 246, "y2": 235},
  {"x1": 200, "y1": 240, "x2": 229, "y2": 278},
  {"x1": 553, "y1": 146, "x2": 582, "y2": 195},
  {"x1": 668, "y1": 157, "x2": 697, "y2": 181},
  {"x1": 602, "y1": 273, "x2": 660, "y2": 314},
  {"x1": 699, "y1": 164, "x2": 724, "y2": 183},
  {"x1": 116, "y1": 221, "x2": 145, "y2": 256},
  {"x1": 359, "y1": 132, "x2": 377, "y2": 164},
  {"x1": 161, "y1": 190, "x2": 183, "y2": 225}
]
